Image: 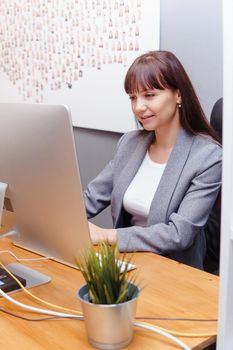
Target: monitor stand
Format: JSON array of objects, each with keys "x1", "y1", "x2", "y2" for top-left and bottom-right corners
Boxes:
[
  {"x1": 6, "y1": 263, "x2": 51, "y2": 289},
  {"x1": 0, "y1": 228, "x2": 51, "y2": 291}
]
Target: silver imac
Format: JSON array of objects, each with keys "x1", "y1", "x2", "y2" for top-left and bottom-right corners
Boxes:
[{"x1": 0, "y1": 103, "x2": 91, "y2": 268}]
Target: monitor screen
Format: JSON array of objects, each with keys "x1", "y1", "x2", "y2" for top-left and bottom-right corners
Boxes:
[{"x1": 0, "y1": 103, "x2": 91, "y2": 268}]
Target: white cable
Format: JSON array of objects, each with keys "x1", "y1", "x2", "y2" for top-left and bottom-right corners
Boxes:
[
  {"x1": 0, "y1": 288, "x2": 191, "y2": 349},
  {"x1": 0, "y1": 250, "x2": 53, "y2": 262},
  {"x1": 134, "y1": 321, "x2": 191, "y2": 350},
  {"x1": 0, "y1": 229, "x2": 18, "y2": 238},
  {"x1": 0, "y1": 288, "x2": 83, "y2": 320}
]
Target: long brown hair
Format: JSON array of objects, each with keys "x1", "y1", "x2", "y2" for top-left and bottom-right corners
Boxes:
[{"x1": 124, "y1": 51, "x2": 220, "y2": 143}]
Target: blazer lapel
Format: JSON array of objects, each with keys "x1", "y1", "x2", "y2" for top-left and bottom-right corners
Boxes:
[
  {"x1": 147, "y1": 128, "x2": 194, "y2": 225},
  {"x1": 112, "y1": 131, "x2": 154, "y2": 225}
]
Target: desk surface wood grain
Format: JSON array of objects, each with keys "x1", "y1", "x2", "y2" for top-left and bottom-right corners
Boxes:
[{"x1": 0, "y1": 234, "x2": 218, "y2": 350}]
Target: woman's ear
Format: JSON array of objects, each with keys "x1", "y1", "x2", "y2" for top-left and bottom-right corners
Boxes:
[{"x1": 176, "y1": 89, "x2": 182, "y2": 104}]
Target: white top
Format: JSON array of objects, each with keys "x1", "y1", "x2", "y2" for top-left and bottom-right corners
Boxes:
[{"x1": 123, "y1": 152, "x2": 166, "y2": 226}]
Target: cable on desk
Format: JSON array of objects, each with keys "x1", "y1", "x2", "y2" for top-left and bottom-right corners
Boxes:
[
  {"x1": 0, "y1": 261, "x2": 217, "y2": 339},
  {"x1": 0, "y1": 307, "x2": 88, "y2": 321},
  {"x1": 0, "y1": 260, "x2": 83, "y2": 315},
  {"x1": 0, "y1": 288, "x2": 84, "y2": 319},
  {"x1": 0, "y1": 254, "x2": 218, "y2": 322},
  {"x1": 0, "y1": 250, "x2": 53, "y2": 262},
  {"x1": 0, "y1": 289, "x2": 191, "y2": 350},
  {"x1": 135, "y1": 321, "x2": 217, "y2": 338},
  {"x1": 0, "y1": 307, "x2": 59, "y2": 321},
  {"x1": 0, "y1": 258, "x2": 218, "y2": 323},
  {"x1": 134, "y1": 321, "x2": 191, "y2": 350},
  {"x1": 0, "y1": 287, "x2": 217, "y2": 350},
  {"x1": 0, "y1": 308, "x2": 217, "y2": 324},
  {"x1": 136, "y1": 316, "x2": 218, "y2": 322}
]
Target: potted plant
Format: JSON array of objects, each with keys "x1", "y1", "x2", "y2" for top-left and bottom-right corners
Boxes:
[{"x1": 76, "y1": 242, "x2": 139, "y2": 350}]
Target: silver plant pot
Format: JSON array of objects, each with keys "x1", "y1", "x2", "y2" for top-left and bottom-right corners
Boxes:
[{"x1": 77, "y1": 283, "x2": 139, "y2": 350}]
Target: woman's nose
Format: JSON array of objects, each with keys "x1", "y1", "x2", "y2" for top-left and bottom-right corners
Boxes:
[{"x1": 134, "y1": 98, "x2": 146, "y2": 112}]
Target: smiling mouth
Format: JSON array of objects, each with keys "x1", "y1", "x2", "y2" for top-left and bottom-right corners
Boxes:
[{"x1": 141, "y1": 115, "x2": 155, "y2": 120}]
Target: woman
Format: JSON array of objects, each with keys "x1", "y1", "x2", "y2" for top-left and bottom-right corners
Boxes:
[{"x1": 84, "y1": 51, "x2": 222, "y2": 269}]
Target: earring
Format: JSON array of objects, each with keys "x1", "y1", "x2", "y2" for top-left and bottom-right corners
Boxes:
[{"x1": 178, "y1": 103, "x2": 182, "y2": 108}]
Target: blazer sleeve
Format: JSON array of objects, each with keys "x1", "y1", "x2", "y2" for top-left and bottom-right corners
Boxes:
[
  {"x1": 116, "y1": 148, "x2": 222, "y2": 254},
  {"x1": 84, "y1": 131, "x2": 140, "y2": 219},
  {"x1": 84, "y1": 132, "x2": 129, "y2": 218},
  {"x1": 84, "y1": 160, "x2": 114, "y2": 219}
]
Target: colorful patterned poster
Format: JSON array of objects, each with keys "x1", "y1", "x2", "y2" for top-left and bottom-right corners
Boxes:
[{"x1": 0, "y1": 0, "x2": 160, "y2": 132}]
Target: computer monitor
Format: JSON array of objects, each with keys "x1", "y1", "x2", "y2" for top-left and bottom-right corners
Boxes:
[{"x1": 0, "y1": 103, "x2": 91, "y2": 268}]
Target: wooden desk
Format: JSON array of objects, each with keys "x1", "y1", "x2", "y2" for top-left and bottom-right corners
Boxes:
[{"x1": 0, "y1": 240, "x2": 218, "y2": 350}]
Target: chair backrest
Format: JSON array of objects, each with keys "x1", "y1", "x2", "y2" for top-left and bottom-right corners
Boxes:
[
  {"x1": 210, "y1": 97, "x2": 223, "y2": 142},
  {"x1": 204, "y1": 98, "x2": 222, "y2": 274}
]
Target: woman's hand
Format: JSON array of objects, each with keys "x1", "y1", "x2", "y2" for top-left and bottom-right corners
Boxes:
[{"x1": 88, "y1": 221, "x2": 117, "y2": 245}]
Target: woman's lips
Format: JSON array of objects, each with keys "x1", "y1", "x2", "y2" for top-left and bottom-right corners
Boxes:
[{"x1": 141, "y1": 115, "x2": 155, "y2": 122}]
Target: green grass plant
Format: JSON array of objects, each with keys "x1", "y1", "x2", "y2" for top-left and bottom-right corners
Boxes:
[{"x1": 76, "y1": 242, "x2": 138, "y2": 305}]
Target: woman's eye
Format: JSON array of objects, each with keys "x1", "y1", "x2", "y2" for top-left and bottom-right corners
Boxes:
[
  {"x1": 129, "y1": 96, "x2": 136, "y2": 101},
  {"x1": 145, "y1": 93, "x2": 155, "y2": 98}
]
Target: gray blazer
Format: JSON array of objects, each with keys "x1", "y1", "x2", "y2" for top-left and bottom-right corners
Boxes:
[{"x1": 84, "y1": 128, "x2": 222, "y2": 269}]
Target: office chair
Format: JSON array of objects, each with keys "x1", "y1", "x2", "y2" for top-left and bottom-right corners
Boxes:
[
  {"x1": 204, "y1": 98, "x2": 223, "y2": 274},
  {"x1": 210, "y1": 98, "x2": 223, "y2": 143}
]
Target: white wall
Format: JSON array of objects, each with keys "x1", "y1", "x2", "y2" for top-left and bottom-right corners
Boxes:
[{"x1": 160, "y1": 0, "x2": 222, "y2": 119}]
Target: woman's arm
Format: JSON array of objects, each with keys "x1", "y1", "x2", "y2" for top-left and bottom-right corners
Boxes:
[
  {"x1": 88, "y1": 221, "x2": 117, "y2": 244},
  {"x1": 84, "y1": 131, "x2": 141, "y2": 219},
  {"x1": 89, "y1": 156, "x2": 221, "y2": 254},
  {"x1": 84, "y1": 160, "x2": 114, "y2": 219}
]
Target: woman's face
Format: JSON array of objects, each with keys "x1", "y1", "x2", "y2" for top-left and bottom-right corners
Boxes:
[{"x1": 128, "y1": 87, "x2": 181, "y2": 132}]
